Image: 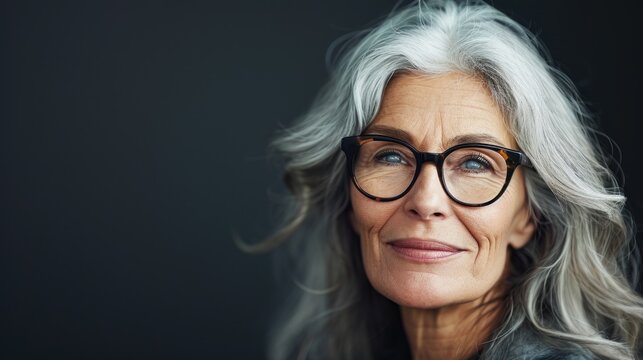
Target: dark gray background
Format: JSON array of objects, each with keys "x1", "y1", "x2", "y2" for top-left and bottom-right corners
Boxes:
[{"x1": 2, "y1": 0, "x2": 642, "y2": 359}]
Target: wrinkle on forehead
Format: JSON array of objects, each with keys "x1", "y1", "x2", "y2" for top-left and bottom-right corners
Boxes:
[{"x1": 369, "y1": 72, "x2": 516, "y2": 151}]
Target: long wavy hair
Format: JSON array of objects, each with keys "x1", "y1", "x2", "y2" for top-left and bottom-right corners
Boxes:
[{"x1": 260, "y1": 1, "x2": 643, "y2": 359}]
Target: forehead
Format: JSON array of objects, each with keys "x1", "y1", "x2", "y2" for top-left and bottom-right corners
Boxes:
[{"x1": 367, "y1": 72, "x2": 517, "y2": 150}]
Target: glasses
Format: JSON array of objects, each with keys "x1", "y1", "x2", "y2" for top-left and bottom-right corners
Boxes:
[{"x1": 340, "y1": 135, "x2": 533, "y2": 207}]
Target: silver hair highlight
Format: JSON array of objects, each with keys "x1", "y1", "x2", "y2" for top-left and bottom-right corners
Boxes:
[{"x1": 265, "y1": 1, "x2": 643, "y2": 359}]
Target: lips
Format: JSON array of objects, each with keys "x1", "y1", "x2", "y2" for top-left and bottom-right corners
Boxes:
[{"x1": 387, "y1": 239, "x2": 463, "y2": 261}]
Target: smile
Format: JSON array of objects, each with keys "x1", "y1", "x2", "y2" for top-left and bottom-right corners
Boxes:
[{"x1": 387, "y1": 239, "x2": 464, "y2": 262}]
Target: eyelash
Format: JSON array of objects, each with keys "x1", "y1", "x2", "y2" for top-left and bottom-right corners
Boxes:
[
  {"x1": 459, "y1": 154, "x2": 492, "y2": 171},
  {"x1": 375, "y1": 150, "x2": 409, "y2": 165}
]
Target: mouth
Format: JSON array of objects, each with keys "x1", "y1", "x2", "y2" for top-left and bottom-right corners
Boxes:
[{"x1": 387, "y1": 239, "x2": 464, "y2": 262}]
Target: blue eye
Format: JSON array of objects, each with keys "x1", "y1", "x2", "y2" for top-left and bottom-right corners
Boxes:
[
  {"x1": 460, "y1": 156, "x2": 491, "y2": 172},
  {"x1": 463, "y1": 159, "x2": 485, "y2": 170},
  {"x1": 375, "y1": 151, "x2": 407, "y2": 165}
]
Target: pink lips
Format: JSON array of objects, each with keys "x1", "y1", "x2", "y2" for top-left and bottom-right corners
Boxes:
[{"x1": 388, "y1": 239, "x2": 463, "y2": 262}]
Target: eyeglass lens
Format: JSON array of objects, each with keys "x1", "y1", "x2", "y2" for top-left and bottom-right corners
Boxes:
[{"x1": 353, "y1": 140, "x2": 509, "y2": 204}]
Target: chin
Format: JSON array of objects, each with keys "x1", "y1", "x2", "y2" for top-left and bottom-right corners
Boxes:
[
  {"x1": 367, "y1": 269, "x2": 476, "y2": 309},
  {"x1": 386, "y1": 291, "x2": 455, "y2": 309}
]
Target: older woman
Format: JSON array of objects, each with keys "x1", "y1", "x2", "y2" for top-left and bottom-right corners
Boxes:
[{"x1": 263, "y1": 1, "x2": 643, "y2": 359}]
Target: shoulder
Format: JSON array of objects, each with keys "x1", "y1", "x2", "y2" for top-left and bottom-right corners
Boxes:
[
  {"x1": 507, "y1": 348, "x2": 593, "y2": 360},
  {"x1": 485, "y1": 325, "x2": 596, "y2": 360}
]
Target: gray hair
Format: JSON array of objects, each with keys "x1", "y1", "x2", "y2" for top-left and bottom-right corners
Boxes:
[{"x1": 264, "y1": 1, "x2": 643, "y2": 359}]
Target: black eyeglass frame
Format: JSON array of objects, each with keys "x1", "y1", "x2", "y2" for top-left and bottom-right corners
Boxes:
[{"x1": 340, "y1": 135, "x2": 533, "y2": 207}]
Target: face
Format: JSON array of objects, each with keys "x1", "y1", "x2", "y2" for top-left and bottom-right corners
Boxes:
[{"x1": 350, "y1": 73, "x2": 535, "y2": 309}]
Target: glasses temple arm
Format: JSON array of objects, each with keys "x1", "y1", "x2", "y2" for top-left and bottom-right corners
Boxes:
[{"x1": 520, "y1": 154, "x2": 533, "y2": 168}]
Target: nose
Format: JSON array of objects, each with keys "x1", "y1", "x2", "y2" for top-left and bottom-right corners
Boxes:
[{"x1": 402, "y1": 163, "x2": 451, "y2": 220}]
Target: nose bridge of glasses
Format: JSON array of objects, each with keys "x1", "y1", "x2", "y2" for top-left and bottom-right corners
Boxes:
[
  {"x1": 408, "y1": 150, "x2": 447, "y2": 201},
  {"x1": 414, "y1": 151, "x2": 443, "y2": 182},
  {"x1": 417, "y1": 151, "x2": 442, "y2": 166}
]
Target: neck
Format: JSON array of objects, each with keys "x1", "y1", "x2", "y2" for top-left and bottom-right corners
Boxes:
[{"x1": 400, "y1": 292, "x2": 507, "y2": 360}]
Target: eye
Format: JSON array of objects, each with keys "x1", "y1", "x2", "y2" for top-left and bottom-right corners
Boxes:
[
  {"x1": 375, "y1": 151, "x2": 408, "y2": 165},
  {"x1": 459, "y1": 155, "x2": 492, "y2": 172}
]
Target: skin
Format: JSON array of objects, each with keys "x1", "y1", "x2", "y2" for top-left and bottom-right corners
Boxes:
[{"x1": 349, "y1": 72, "x2": 535, "y2": 360}]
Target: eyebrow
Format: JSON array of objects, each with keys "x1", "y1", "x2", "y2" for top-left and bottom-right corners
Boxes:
[
  {"x1": 362, "y1": 125, "x2": 415, "y2": 144},
  {"x1": 363, "y1": 124, "x2": 509, "y2": 149},
  {"x1": 447, "y1": 134, "x2": 507, "y2": 147}
]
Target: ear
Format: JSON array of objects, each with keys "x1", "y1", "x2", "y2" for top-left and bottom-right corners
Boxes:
[{"x1": 508, "y1": 207, "x2": 536, "y2": 249}]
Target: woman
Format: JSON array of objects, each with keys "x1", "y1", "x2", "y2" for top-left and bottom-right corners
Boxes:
[{"x1": 262, "y1": 1, "x2": 643, "y2": 359}]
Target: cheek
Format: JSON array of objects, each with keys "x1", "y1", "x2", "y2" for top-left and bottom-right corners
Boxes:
[
  {"x1": 349, "y1": 188, "x2": 399, "y2": 282},
  {"x1": 349, "y1": 187, "x2": 397, "y2": 236},
  {"x1": 454, "y1": 209, "x2": 507, "y2": 278},
  {"x1": 454, "y1": 187, "x2": 528, "y2": 277},
  {"x1": 458, "y1": 204, "x2": 511, "y2": 281}
]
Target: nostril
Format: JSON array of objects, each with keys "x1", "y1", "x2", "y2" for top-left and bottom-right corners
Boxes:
[
  {"x1": 408, "y1": 207, "x2": 445, "y2": 220},
  {"x1": 428, "y1": 211, "x2": 445, "y2": 219}
]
